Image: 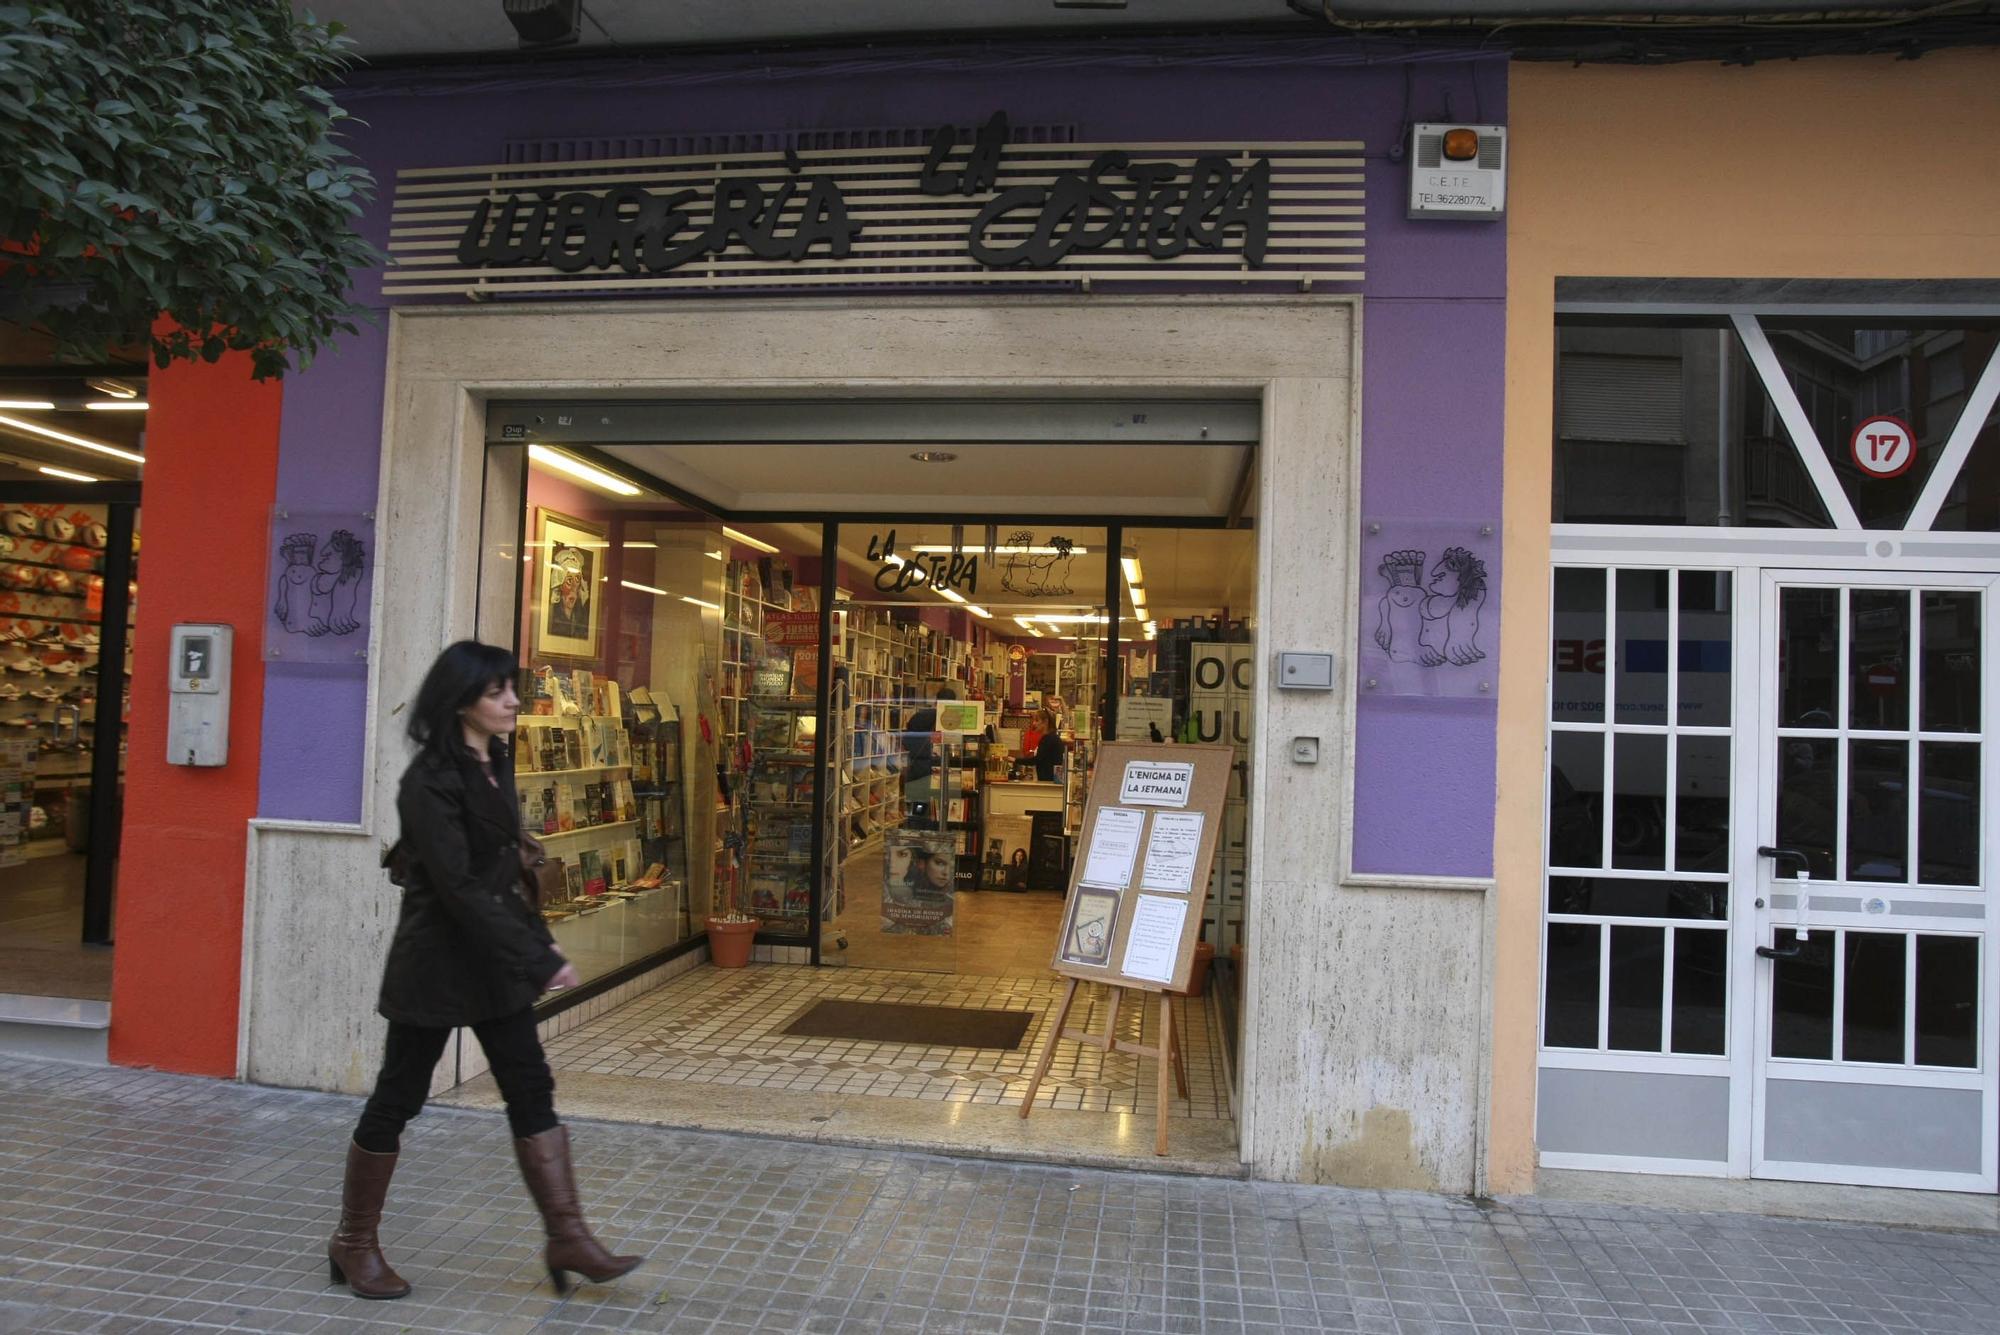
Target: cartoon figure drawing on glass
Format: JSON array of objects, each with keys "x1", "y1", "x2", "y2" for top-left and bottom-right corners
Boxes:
[
  {"x1": 1374, "y1": 545, "x2": 1487, "y2": 667},
  {"x1": 1374, "y1": 549, "x2": 1425, "y2": 662},
  {"x1": 310, "y1": 530, "x2": 366, "y2": 636},
  {"x1": 273, "y1": 533, "x2": 317, "y2": 634},
  {"x1": 1420, "y1": 546, "x2": 1487, "y2": 666},
  {"x1": 272, "y1": 528, "x2": 368, "y2": 638},
  {"x1": 1000, "y1": 531, "x2": 1076, "y2": 597}
]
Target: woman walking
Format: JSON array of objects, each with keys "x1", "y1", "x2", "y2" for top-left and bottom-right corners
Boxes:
[{"x1": 328, "y1": 641, "x2": 641, "y2": 1300}]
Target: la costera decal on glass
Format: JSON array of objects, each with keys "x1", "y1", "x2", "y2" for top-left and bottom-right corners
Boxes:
[
  {"x1": 265, "y1": 509, "x2": 374, "y2": 664},
  {"x1": 1358, "y1": 521, "x2": 1496, "y2": 698}
]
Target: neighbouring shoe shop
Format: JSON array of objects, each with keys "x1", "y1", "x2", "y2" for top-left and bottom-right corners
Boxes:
[{"x1": 157, "y1": 36, "x2": 1511, "y2": 1192}]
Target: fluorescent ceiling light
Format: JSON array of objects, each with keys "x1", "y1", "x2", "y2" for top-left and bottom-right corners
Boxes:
[
  {"x1": 38, "y1": 465, "x2": 98, "y2": 483},
  {"x1": 705, "y1": 549, "x2": 724, "y2": 560},
  {"x1": 85, "y1": 377, "x2": 139, "y2": 399},
  {"x1": 620, "y1": 579, "x2": 670, "y2": 597},
  {"x1": 527, "y1": 443, "x2": 639, "y2": 497},
  {"x1": 621, "y1": 541, "x2": 657, "y2": 549},
  {"x1": 0, "y1": 400, "x2": 53, "y2": 411},
  {"x1": 82, "y1": 400, "x2": 148, "y2": 411},
  {"x1": 722, "y1": 525, "x2": 780, "y2": 554},
  {"x1": 680, "y1": 595, "x2": 721, "y2": 611},
  {"x1": 968, "y1": 605, "x2": 992, "y2": 619},
  {"x1": 1121, "y1": 555, "x2": 1143, "y2": 587},
  {"x1": 937, "y1": 588, "x2": 967, "y2": 604},
  {"x1": 0, "y1": 414, "x2": 145, "y2": 465}
]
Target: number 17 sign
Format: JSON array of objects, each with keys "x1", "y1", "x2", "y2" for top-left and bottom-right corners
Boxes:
[{"x1": 1851, "y1": 415, "x2": 1916, "y2": 479}]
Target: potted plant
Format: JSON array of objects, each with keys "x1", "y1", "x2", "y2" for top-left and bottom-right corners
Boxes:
[
  {"x1": 1176, "y1": 924, "x2": 1215, "y2": 998},
  {"x1": 705, "y1": 835, "x2": 759, "y2": 968}
]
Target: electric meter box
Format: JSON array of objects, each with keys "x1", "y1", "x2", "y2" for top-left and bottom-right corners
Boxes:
[
  {"x1": 167, "y1": 623, "x2": 232, "y2": 766},
  {"x1": 1408, "y1": 122, "x2": 1508, "y2": 221}
]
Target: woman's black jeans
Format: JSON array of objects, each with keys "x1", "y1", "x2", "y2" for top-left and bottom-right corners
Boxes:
[{"x1": 353, "y1": 1007, "x2": 557, "y2": 1153}]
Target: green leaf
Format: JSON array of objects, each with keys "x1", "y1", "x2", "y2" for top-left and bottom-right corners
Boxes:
[{"x1": 3, "y1": 0, "x2": 382, "y2": 379}]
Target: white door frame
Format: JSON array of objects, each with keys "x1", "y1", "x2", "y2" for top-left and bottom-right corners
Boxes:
[
  {"x1": 1543, "y1": 527, "x2": 2000, "y2": 1186},
  {"x1": 1746, "y1": 566, "x2": 1999, "y2": 1192}
]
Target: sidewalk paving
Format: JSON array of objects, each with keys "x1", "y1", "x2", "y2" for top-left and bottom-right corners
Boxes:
[{"x1": 1, "y1": 1055, "x2": 1997, "y2": 1335}]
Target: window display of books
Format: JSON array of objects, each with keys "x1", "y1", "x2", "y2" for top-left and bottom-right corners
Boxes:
[{"x1": 514, "y1": 667, "x2": 687, "y2": 963}]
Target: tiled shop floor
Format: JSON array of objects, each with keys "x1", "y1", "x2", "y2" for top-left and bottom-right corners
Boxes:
[
  {"x1": 3, "y1": 1056, "x2": 2000, "y2": 1335},
  {"x1": 539, "y1": 964, "x2": 1231, "y2": 1120}
]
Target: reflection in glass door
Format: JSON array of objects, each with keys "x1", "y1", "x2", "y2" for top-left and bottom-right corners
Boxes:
[{"x1": 1754, "y1": 572, "x2": 1997, "y2": 1190}]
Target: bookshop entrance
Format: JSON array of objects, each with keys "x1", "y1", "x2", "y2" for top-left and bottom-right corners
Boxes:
[{"x1": 473, "y1": 398, "x2": 1255, "y2": 1136}]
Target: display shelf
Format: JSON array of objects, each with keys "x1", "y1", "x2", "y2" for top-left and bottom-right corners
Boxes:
[
  {"x1": 538, "y1": 819, "x2": 639, "y2": 840},
  {"x1": 518, "y1": 762, "x2": 631, "y2": 779}
]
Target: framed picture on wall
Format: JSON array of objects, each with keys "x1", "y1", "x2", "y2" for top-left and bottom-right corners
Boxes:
[{"x1": 533, "y1": 508, "x2": 605, "y2": 661}]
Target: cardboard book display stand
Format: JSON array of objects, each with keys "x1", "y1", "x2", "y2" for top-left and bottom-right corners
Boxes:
[{"x1": 1018, "y1": 741, "x2": 1234, "y2": 1155}]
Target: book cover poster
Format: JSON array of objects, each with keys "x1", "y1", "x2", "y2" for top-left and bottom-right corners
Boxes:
[
  {"x1": 1060, "y1": 888, "x2": 1120, "y2": 967},
  {"x1": 882, "y1": 829, "x2": 956, "y2": 936}
]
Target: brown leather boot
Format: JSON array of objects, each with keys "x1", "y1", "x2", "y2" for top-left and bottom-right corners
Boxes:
[
  {"x1": 512, "y1": 1125, "x2": 641, "y2": 1295},
  {"x1": 327, "y1": 1140, "x2": 412, "y2": 1299}
]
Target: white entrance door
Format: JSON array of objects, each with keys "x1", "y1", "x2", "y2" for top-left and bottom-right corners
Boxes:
[{"x1": 1750, "y1": 570, "x2": 1999, "y2": 1191}]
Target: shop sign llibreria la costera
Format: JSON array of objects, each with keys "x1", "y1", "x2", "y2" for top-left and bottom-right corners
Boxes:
[{"x1": 383, "y1": 113, "x2": 1367, "y2": 297}]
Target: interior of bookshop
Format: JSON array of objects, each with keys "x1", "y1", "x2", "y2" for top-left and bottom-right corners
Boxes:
[{"x1": 480, "y1": 398, "x2": 1257, "y2": 1131}]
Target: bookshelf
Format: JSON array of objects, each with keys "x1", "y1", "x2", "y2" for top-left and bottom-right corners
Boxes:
[{"x1": 516, "y1": 666, "x2": 689, "y2": 981}]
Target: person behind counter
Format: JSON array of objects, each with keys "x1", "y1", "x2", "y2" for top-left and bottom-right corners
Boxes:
[{"x1": 1032, "y1": 707, "x2": 1067, "y2": 783}]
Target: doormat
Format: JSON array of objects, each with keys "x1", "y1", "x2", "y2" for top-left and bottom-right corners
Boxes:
[{"x1": 779, "y1": 1000, "x2": 1035, "y2": 1050}]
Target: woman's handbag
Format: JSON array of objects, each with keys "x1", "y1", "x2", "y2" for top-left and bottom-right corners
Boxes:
[
  {"x1": 379, "y1": 835, "x2": 562, "y2": 910},
  {"x1": 518, "y1": 833, "x2": 563, "y2": 909}
]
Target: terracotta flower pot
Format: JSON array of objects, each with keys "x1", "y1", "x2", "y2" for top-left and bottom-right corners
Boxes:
[
  {"x1": 1175, "y1": 940, "x2": 1215, "y2": 997},
  {"x1": 705, "y1": 916, "x2": 759, "y2": 969}
]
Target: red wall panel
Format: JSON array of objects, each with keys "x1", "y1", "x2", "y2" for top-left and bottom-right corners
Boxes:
[{"x1": 107, "y1": 348, "x2": 277, "y2": 1075}]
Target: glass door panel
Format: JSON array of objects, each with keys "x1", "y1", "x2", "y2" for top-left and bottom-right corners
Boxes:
[
  {"x1": 826, "y1": 522, "x2": 1107, "y2": 975},
  {"x1": 1753, "y1": 573, "x2": 1998, "y2": 1191}
]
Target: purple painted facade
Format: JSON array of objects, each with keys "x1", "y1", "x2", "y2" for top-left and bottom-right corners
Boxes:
[{"x1": 258, "y1": 37, "x2": 1505, "y2": 878}]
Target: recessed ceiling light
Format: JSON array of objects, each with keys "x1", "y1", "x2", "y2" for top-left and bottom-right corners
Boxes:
[
  {"x1": 722, "y1": 526, "x2": 780, "y2": 554},
  {"x1": 909, "y1": 451, "x2": 958, "y2": 463},
  {"x1": 0, "y1": 414, "x2": 145, "y2": 465},
  {"x1": 527, "y1": 443, "x2": 639, "y2": 497}
]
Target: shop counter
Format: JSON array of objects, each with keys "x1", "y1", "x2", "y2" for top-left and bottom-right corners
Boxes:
[{"x1": 983, "y1": 779, "x2": 1065, "y2": 820}]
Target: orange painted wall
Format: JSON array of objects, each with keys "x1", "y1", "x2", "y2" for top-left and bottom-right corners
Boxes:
[
  {"x1": 1490, "y1": 50, "x2": 2000, "y2": 1193},
  {"x1": 107, "y1": 350, "x2": 278, "y2": 1075}
]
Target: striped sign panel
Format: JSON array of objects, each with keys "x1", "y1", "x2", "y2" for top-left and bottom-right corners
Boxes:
[{"x1": 382, "y1": 139, "x2": 1365, "y2": 299}]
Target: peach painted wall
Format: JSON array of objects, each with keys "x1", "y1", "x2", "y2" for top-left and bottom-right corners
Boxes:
[{"x1": 1491, "y1": 50, "x2": 2000, "y2": 1193}]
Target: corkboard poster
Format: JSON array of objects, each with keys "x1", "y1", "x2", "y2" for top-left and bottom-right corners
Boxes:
[{"x1": 1050, "y1": 742, "x2": 1234, "y2": 993}]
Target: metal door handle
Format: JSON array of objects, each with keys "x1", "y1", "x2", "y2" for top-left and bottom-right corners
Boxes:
[
  {"x1": 1756, "y1": 845, "x2": 1811, "y2": 875},
  {"x1": 1756, "y1": 937, "x2": 1803, "y2": 961}
]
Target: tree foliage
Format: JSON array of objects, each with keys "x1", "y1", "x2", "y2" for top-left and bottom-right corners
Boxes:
[{"x1": 0, "y1": 2, "x2": 381, "y2": 379}]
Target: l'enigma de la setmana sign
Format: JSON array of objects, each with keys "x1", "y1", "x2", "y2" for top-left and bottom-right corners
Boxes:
[{"x1": 452, "y1": 112, "x2": 1274, "y2": 276}]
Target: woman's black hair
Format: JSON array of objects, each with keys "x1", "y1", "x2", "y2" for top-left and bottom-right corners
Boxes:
[{"x1": 407, "y1": 640, "x2": 519, "y2": 761}]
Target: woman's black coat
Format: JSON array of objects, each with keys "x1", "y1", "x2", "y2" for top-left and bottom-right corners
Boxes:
[{"x1": 378, "y1": 744, "x2": 565, "y2": 1027}]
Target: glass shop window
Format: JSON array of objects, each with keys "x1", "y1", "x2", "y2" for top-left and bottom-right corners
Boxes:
[
  {"x1": 1758, "y1": 320, "x2": 2000, "y2": 531},
  {"x1": 1553, "y1": 320, "x2": 1831, "y2": 528}
]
